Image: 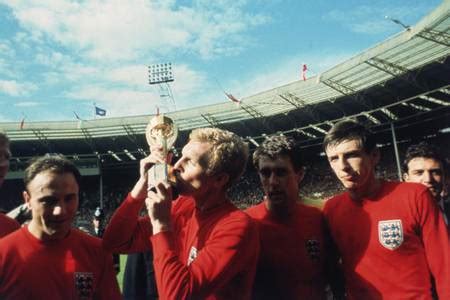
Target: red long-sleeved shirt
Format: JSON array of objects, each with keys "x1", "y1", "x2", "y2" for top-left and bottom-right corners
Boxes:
[
  {"x1": 246, "y1": 201, "x2": 329, "y2": 299},
  {"x1": 103, "y1": 194, "x2": 260, "y2": 300},
  {"x1": 0, "y1": 226, "x2": 122, "y2": 300},
  {"x1": 324, "y1": 181, "x2": 450, "y2": 299},
  {"x1": 0, "y1": 213, "x2": 19, "y2": 238}
]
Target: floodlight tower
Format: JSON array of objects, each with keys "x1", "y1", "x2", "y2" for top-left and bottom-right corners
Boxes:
[{"x1": 148, "y1": 62, "x2": 176, "y2": 112}]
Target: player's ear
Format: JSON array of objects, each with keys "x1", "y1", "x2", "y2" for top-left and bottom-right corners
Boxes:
[
  {"x1": 403, "y1": 173, "x2": 409, "y2": 182},
  {"x1": 23, "y1": 191, "x2": 32, "y2": 209}
]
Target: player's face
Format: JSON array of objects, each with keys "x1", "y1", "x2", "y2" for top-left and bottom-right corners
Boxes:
[
  {"x1": 24, "y1": 171, "x2": 79, "y2": 241},
  {"x1": 0, "y1": 143, "x2": 11, "y2": 188},
  {"x1": 173, "y1": 141, "x2": 214, "y2": 198},
  {"x1": 326, "y1": 139, "x2": 379, "y2": 194},
  {"x1": 258, "y1": 155, "x2": 303, "y2": 208},
  {"x1": 404, "y1": 157, "x2": 444, "y2": 199}
]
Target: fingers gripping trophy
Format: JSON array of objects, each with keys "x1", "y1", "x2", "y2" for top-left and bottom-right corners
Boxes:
[{"x1": 145, "y1": 114, "x2": 178, "y2": 194}]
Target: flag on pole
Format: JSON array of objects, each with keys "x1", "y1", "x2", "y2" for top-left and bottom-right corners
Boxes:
[
  {"x1": 95, "y1": 106, "x2": 106, "y2": 117},
  {"x1": 225, "y1": 92, "x2": 241, "y2": 104},
  {"x1": 19, "y1": 118, "x2": 25, "y2": 130},
  {"x1": 301, "y1": 64, "x2": 308, "y2": 81}
]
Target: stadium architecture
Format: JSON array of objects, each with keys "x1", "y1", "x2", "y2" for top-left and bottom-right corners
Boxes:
[{"x1": 1, "y1": 1, "x2": 449, "y2": 184}]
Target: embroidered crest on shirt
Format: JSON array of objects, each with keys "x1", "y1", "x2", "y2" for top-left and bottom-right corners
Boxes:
[
  {"x1": 74, "y1": 272, "x2": 94, "y2": 299},
  {"x1": 305, "y1": 239, "x2": 321, "y2": 261},
  {"x1": 378, "y1": 219, "x2": 403, "y2": 250},
  {"x1": 187, "y1": 246, "x2": 198, "y2": 266}
]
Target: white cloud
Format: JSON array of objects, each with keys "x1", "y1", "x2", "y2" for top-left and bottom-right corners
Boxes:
[
  {"x1": 0, "y1": 59, "x2": 17, "y2": 78},
  {"x1": 62, "y1": 62, "x2": 208, "y2": 115},
  {"x1": 35, "y1": 50, "x2": 71, "y2": 67},
  {"x1": 4, "y1": 0, "x2": 269, "y2": 61},
  {"x1": 171, "y1": 64, "x2": 205, "y2": 98},
  {"x1": 105, "y1": 65, "x2": 149, "y2": 86},
  {"x1": 0, "y1": 42, "x2": 18, "y2": 78},
  {"x1": 0, "y1": 80, "x2": 37, "y2": 97},
  {"x1": 14, "y1": 101, "x2": 41, "y2": 107},
  {"x1": 0, "y1": 41, "x2": 15, "y2": 58},
  {"x1": 65, "y1": 84, "x2": 160, "y2": 116},
  {"x1": 0, "y1": 0, "x2": 271, "y2": 120}
]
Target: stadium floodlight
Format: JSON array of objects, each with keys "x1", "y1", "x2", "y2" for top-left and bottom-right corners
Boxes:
[
  {"x1": 137, "y1": 148, "x2": 147, "y2": 157},
  {"x1": 148, "y1": 63, "x2": 174, "y2": 85},
  {"x1": 123, "y1": 149, "x2": 137, "y2": 161},
  {"x1": 107, "y1": 150, "x2": 122, "y2": 162}
]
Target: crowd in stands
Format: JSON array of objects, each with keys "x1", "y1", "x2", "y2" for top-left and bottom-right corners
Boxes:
[{"x1": 0, "y1": 148, "x2": 402, "y2": 227}]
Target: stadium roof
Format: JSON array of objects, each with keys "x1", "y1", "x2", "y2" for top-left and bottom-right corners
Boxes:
[{"x1": 1, "y1": 1, "x2": 449, "y2": 164}]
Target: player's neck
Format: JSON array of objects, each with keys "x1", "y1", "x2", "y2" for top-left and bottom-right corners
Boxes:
[
  {"x1": 265, "y1": 196, "x2": 297, "y2": 220},
  {"x1": 196, "y1": 190, "x2": 228, "y2": 213},
  {"x1": 349, "y1": 178, "x2": 382, "y2": 201},
  {"x1": 28, "y1": 219, "x2": 70, "y2": 242}
]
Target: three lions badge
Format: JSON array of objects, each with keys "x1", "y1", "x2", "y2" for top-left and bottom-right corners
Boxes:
[
  {"x1": 378, "y1": 219, "x2": 403, "y2": 250},
  {"x1": 74, "y1": 272, "x2": 94, "y2": 299}
]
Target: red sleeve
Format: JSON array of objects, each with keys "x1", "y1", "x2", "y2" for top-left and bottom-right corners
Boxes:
[
  {"x1": 95, "y1": 251, "x2": 122, "y2": 300},
  {"x1": 0, "y1": 214, "x2": 20, "y2": 238},
  {"x1": 102, "y1": 193, "x2": 153, "y2": 253},
  {"x1": 417, "y1": 189, "x2": 450, "y2": 298},
  {"x1": 151, "y1": 216, "x2": 259, "y2": 300}
]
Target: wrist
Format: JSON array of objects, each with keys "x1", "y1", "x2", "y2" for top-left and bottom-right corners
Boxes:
[
  {"x1": 152, "y1": 222, "x2": 171, "y2": 235},
  {"x1": 130, "y1": 178, "x2": 148, "y2": 199}
]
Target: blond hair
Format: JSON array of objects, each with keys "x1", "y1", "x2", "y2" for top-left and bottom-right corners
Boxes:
[{"x1": 189, "y1": 128, "x2": 248, "y2": 187}]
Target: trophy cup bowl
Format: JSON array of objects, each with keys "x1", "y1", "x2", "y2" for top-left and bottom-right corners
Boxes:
[{"x1": 145, "y1": 114, "x2": 178, "y2": 197}]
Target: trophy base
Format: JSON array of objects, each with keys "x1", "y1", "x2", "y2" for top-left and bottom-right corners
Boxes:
[
  {"x1": 148, "y1": 164, "x2": 168, "y2": 186},
  {"x1": 148, "y1": 163, "x2": 179, "y2": 200}
]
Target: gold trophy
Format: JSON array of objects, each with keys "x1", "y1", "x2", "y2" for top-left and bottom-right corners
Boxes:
[{"x1": 145, "y1": 114, "x2": 178, "y2": 191}]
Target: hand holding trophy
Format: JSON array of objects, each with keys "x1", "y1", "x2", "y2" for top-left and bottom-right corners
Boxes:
[{"x1": 145, "y1": 114, "x2": 178, "y2": 196}]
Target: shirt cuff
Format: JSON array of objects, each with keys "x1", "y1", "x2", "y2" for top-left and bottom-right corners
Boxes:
[{"x1": 151, "y1": 230, "x2": 175, "y2": 259}]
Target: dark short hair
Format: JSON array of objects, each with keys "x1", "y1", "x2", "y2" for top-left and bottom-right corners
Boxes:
[
  {"x1": 24, "y1": 155, "x2": 82, "y2": 190},
  {"x1": 253, "y1": 135, "x2": 303, "y2": 171},
  {"x1": 323, "y1": 120, "x2": 376, "y2": 153},
  {"x1": 403, "y1": 141, "x2": 445, "y2": 173}
]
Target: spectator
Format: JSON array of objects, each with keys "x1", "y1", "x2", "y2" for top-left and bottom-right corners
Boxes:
[
  {"x1": 403, "y1": 141, "x2": 449, "y2": 224},
  {"x1": 92, "y1": 206, "x2": 121, "y2": 274},
  {"x1": 322, "y1": 120, "x2": 450, "y2": 299},
  {"x1": 246, "y1": 135, "x2": 343, "y2": 299},
  {"x1": 103, "y1": 128, "x2": 259, "y2": 299},
  {"x1": 0, "y1": 132, "x2": 20, "y2": 237},
  {"x1": 0, "y1": 155, "x2": 121, "y2": 299}
]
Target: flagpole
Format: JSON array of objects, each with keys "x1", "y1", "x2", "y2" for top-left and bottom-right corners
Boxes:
[
  {"x1": 19, "y1": 113, "x2": 26, "y2": 130},
  {"x1": 213, "y1": 77, "x2": 241, "y2": 104}
]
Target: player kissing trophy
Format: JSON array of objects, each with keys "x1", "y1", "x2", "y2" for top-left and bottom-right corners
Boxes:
[{"x1": 145, "y1": 114, "x2": 178, "y2": 197}]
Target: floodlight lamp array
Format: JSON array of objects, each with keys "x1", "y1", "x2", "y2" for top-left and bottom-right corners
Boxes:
[{"x1": 148, "y1": 63, "x2": 174, "y2": 85}]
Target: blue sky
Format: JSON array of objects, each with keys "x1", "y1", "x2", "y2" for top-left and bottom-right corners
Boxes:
[{"x1": 0, "y1": 0, "x2": 441, "y2": 122}]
